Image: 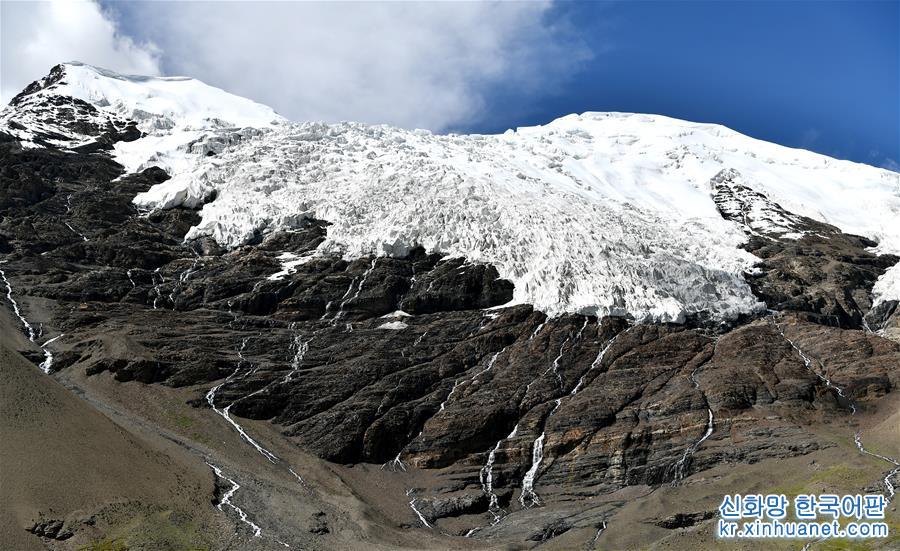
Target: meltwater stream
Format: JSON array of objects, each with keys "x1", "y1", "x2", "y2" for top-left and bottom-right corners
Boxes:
[
  {"x1": 590, "y1": 521, "x2": 608, "y2": 548},
  {"x1": 327, "y1": 258, "x2": 378, "y2": 329},
  {"x1": 168, "y1": 252, "x2": 203, "y2": 309},
  {"x1": 38, "y1": 333, "x2": 65, "y2": 373},
  {"x1": 520, "y1": 318, "x2": 593, "y2": 508},
  {"x1": 1, "y1": 264, "x2": 36, "y2": 341},
  {"x1": 520, "y1": 400, "x2": 561, "y2": 508},
  {"x1": 202, "y1": 331, "x2": 316, "y2": 544},
  {"x1": 671, "y1": 361, "x2": 715, "y2": 484},
  {"x1": 207, "y1": 462, "x2": 262, "y2": 538},
  {"x1": 464, "y1": 424, "x2": 521, "y2": 537},
  {"x1": 150, "y1": 268, "x2": 164, "y2": 309},
  {"x1": 2, "y1": 263, "x2": 64, "y2": 373},
  {"x1": 205, "y1": 337, "x2": 280, "y2": 463},
  {"x1": 773, "y1": 317, "x2": 900, "y2": 504},
  {"x1": 64, "y1": 194, "x2": 89, "y2": 241},
  {"x1": 406, "y1": 488, "x2": 432, "y2": 528},
  {"x1": 383, "y1": 342, "x2": 515, "y2": 473}
]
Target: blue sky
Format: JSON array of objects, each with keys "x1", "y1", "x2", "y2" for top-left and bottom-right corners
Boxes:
[
  {"x1": 3, "y1": 1, "x2": 897, "y2": 169},
  {"x1": 471, "y1": 1, "x2": 900, "y2": 170}
]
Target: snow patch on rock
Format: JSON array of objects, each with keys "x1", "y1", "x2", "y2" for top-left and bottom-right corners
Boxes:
[
  {"x1": 378, "y1": 321, "x2": 409, "y2": 330},
  {"x1": 267, "y1": 252, "x2": 316, "y2": 281},
  {"x1": 873, "y1": 263, "x2": 900, "y2": 309}
]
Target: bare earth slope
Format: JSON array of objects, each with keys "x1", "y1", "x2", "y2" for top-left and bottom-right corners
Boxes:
[{"x1": 0, "y1": 313, "x2": 224, "y2": 550}]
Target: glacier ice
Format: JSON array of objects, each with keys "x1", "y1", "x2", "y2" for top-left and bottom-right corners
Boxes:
[
  {"x1": 130, "y1": 112, "x2": 900, "y2": 321},
  {"x1": 4, "y1": 63, "x2": 899, "y2": 322}
]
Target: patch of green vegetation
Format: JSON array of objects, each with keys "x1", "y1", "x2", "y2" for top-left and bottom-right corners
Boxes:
[
  {"x1": 816, "y1": 541, "x2": 873, "y2": 551},
  {"x1": 770, "y1": 465, "x2": 874, "y2": 499},
  {"x1": 166, "y1": 411, "x2": 194, "y2": 429},
  {"x1": 828, "y1": 433, "x2": 855, "y2": 451},
  {"x1": 850, "y1": 429, "x2": 899, "y2": 460},
  {"x1": 808, "y1": 465, "x2": 874, "y2": 491},
  {"x1": 190, "y1": 430, "x2": 215, "y2": 447},
  {"x1": 95, "y1": 508, "x2": 212, "y2": 551},
  {"x1": 78, "y1": 539, "x2": 128, "y2": 551},
  {"x1": 769, "y1": 481, "x2": 808, "y2": 499}
]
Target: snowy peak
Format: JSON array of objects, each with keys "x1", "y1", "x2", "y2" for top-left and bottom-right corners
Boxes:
[
  {"x1": 3, "y1": 63, "x2": 139, "y2": 152},
  {"x1": 8, "y1": 63, "x2": 69, "y2": 105},
  {"x1": 2, "y1": 62, "x2": 283, "y2": 172},
  {"x1": 3, "y1": 63, "x2": 899, "y2": 323},
  {"x1": 8, "y1": 62, "x2": 283, "y2": 130}
]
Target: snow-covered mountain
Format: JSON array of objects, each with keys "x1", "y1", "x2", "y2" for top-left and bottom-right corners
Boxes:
[
  {"x1": 4, "y1": 63, "x2": 900, "y2": 549},
  {"x1": 2, "y1": 61, "x2": 282, "y2": 175},
  {"x1": 4, "y1": 62, "x2": 899, "y2": 322}
]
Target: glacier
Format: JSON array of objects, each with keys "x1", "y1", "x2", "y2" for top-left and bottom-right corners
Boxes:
[{"x1": 4, "y1": 62, "x2": 900, "y2": 322}]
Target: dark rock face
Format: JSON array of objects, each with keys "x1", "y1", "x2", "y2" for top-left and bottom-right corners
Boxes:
[
  {"x1": 4, "y1": 76, "x2": 142, "y2": 152},
  {"x1": 9, "y1": 64, "x2": 68, "y2": 105},
  {"x1": 399, "y1": 256, "x2": 514, "y2": 314},
  {"x1": 654, "y1": 511, "x2": 716, "y2": 529},
  {"x1": 26, "y1": 516, "x2": 73, "y2": 540},
  {"x1": 743, "y1": 231, "x2": 896, "y2": 329},
  {"x1": 2, "y1": 94, "x2": 899, "y2": 545},
  {"x1": 416, "y1": 493, "x2": 489, "y2": 523},
  {"x1": 527, "y1": 518, "x2": 572, "y2": 542},
  {"x1": 712, "y1": 168, "x2": 898, "y2": 329},
  {"x1": 868, "y1": 299, "x2": 900, "y2": 341},
  {"x1": 307, "y1": 512, "x2": 329, "y2": 535}
]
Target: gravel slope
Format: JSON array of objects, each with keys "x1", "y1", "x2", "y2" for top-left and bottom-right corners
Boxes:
[{"x1": 0, "y1": 311, "x2": 224, "y2": 550}]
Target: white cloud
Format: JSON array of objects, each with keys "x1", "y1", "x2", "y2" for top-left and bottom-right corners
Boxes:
[
  {"x1": 125, "y1": 1, "x2": 588, "y2": 130},
  {"x1": 1, "y1": 0, "x2": 161, "y2": 104},
  {"x1": 2, "y1": 1, "x2": 587, "y2": 131}
]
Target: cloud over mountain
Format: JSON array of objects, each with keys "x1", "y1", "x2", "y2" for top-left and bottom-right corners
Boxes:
[{"x1": 0, "y1": 0, "x2": 160, "y2": 103}]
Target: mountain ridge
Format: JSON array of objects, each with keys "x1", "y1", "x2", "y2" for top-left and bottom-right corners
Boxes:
[
  {"x1": 1, "y1": 63, "x2": 899, "y2": 550},
  {"x1": 5, "y1": 62, "x2": 898, "y2": 323}
]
